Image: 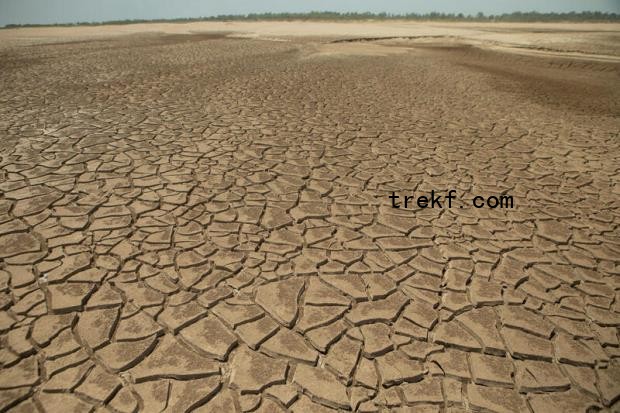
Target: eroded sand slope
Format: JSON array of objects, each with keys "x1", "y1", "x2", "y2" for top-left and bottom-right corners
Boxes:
[{"x1": 0, "y1": 22, "x2": 619, "y2": 412}]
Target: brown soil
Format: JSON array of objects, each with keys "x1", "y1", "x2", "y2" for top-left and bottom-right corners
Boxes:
[{"x1": 0, "y1": 23, "x2": 618, "y2": 412}]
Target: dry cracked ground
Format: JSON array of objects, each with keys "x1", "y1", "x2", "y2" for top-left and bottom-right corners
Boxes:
[{"x1": 0, "y1": 26, "x2": 619, "y2": 413}]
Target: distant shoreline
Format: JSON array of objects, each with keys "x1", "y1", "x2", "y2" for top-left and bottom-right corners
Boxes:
[{"x1": 3, "y1": 11, "x2": 620, "y2": 29}]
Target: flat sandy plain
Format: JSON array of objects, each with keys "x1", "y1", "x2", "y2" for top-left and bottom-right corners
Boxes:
[{"x1": 0, "y1": 21, "x2": 619, "y2": 412}]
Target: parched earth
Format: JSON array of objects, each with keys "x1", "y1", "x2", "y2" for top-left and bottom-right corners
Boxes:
[{"x1": 0, "y1": 28, "x2": 619, "y2": 413}]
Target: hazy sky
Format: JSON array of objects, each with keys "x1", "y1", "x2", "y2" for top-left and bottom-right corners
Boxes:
[{"x1": 1, "y1": 0, "x2": 619, "y2": 27}]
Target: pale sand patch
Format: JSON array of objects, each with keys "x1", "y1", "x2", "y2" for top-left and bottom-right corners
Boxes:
[
  {"x1": 1, "y1": 21, "x2": 618, "y2": 60},
  {"x1": 306, "y1": 42, "x2": 412, "y2": 58}
]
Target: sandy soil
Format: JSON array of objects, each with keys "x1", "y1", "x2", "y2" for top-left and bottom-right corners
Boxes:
[
  {"x1": 1, "y1": 20, "x2": 619, "y2": 58},
  {"x1": 0, "y1": 22, "x2": 619, "y2": 412}
]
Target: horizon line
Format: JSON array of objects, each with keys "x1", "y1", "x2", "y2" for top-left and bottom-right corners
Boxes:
[{"x1": 3, "y1": 10, "x2": 620, "y2": 29}]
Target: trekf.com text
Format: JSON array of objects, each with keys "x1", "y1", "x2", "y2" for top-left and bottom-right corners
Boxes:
[{"x1": 389, "y1": 190, "x2": 514, "y2": 209}]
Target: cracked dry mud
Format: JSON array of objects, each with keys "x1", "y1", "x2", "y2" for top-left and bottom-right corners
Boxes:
[{"x1": 0, "y1": 28, "x2": 619, "y2": 413}]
